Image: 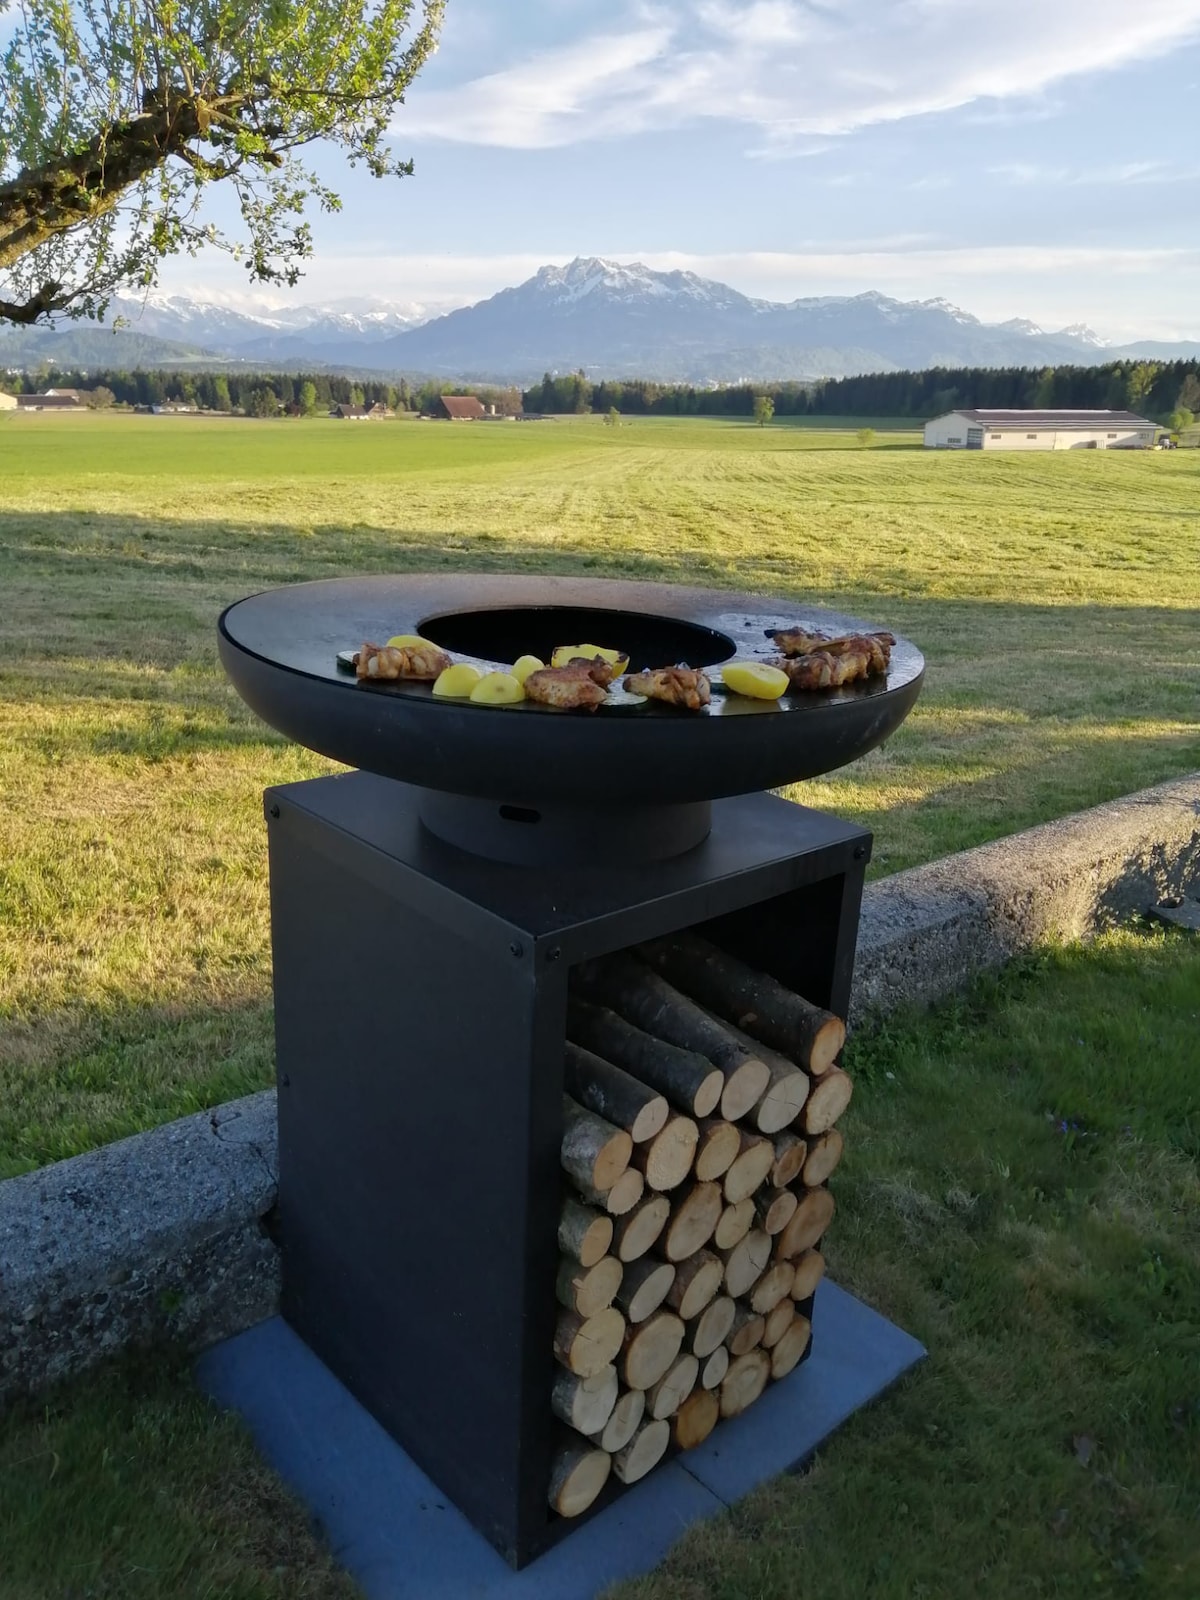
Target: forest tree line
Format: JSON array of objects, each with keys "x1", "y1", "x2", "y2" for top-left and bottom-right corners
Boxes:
[{"x1": 5, "y1": 358, "x2": 1199, "y2": 427}]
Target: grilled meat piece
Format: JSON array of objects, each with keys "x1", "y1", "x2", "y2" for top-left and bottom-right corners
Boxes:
[
  {"x1": 768, "y1": 633, "x2": 890, "y2": 691},
  {"x1": 524, "y1": 662, "x2": 611, "y2": 710},
  {"x1": 356, "y1": 641, "x2": 452, "y2": 681},
  {"x1": 624, "y1": 666, "x2": 712, "y2": 711},
  {"x1": 769, "y1": 626, "x2": 895, "y2": 662},
  {"x1": 558, "y1": 654, "x2": 620, "y2": 688}
]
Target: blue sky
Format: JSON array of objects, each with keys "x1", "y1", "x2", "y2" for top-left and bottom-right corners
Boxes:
[{"x1": 168, "y1": 0, "x2": 1200, "y2": 341}]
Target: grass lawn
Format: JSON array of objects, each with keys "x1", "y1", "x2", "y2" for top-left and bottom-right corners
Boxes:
[
  {"x1": 2, "y1": 925, "x2": 1196, "y2": 1599},
  {"x1": 1, "y1": 412, "x2": 1198, "y2": 1173}
]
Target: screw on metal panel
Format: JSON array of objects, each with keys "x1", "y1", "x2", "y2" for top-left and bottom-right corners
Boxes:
[
  {"x1": 853, "y1": 845, "x2": 867, "y2": 860},
  {"x1": 510, "y1": 942, "x2": 524, "y2": 958},
  {"x1": 268, "y1": 803, "x2": 281, "y2": 819},
  {"x1": 547, "y1": 948, "x2": 562, "y2": 963},
  {"x1": 280, "y1": 1074, "x2": 290, "y2": 1088}
]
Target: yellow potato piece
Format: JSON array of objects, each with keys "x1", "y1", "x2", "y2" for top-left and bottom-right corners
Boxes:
[
  {"x1": 432, "y1": 663, "x2": 483, "y2": 698},
  {"x1": 469, "y1": 671, "x2": 526, "y2": 705},
  {"x1": 551, "y1": 642, "x2": 629, "y2": 672},
  {"x1": 386, "y1": 633, "x2": 437, "y2": 650},
  {"x1": 511, "y1": 654, "x2": 545, "y2": 685},
  {"x1": 722, "y1": 662, "x2": 790, "y2": 700}
]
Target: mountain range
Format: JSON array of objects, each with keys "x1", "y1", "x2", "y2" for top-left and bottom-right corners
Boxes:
[{"x1": 3, "y1": 257, "x2": 1198, "y2": 382}]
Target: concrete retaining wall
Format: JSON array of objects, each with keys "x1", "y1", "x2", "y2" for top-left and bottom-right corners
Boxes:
[{"x1": 2, "y1": 774, "x2": 1197, "y2": 1406}]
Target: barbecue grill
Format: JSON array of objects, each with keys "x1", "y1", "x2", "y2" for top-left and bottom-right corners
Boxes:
[{"x1": 218, "y1": 574, "x2": 924, "y2": 1567}]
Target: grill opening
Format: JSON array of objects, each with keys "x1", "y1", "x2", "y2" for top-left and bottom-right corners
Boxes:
[
  {"x1": 418, "y1": 605, "x2": 736, "y2": 672},
  {"x1": 499, "y1": 804, "x2": 541, "y2": 825}
]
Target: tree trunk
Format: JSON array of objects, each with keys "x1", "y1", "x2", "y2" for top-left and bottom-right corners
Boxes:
[
  {"x1": 558, "y1": 1198, "x2": 614, "y2": 1268},
  {"x1": 638, "y1": 933, "x2": 846, "y2": 1075},
  {"x1": 718, "y1": 1229, "x2": 771, "y2": 1298},
  {"x1": 576, "y1": 957, "x2": 769, "y2": 1118},
  {"x1": 589, "y1": 1386, "x2": 645, "y2": 1454},
  {"x1": 563, "y1": 1042, "x2": 669, "y2": 1144},
  {"x1": 723, "y1": 1132, "x2": 776, "y2": 1204},
  {"x1": 554, "y1": 1306, "x2": 626, "y2": 1377},
  {"x1": 555, "y1": 1254, "x2": 624, "y2": 1319},
  {"x1": 612, "y1": 1194, "x2": 671, "y2": 1262},
  {"x1": 567, "y1": 997, "x2": 723, "y2": 1117},
  {"x1": 688, "y1": 1293, "x2": 735, "y2": 1359},
  {"x1": 631, "y1": 1114, "x2": 699, "y2": 1192},
  {"x1": 760, "y1": 1297, "x2": 795, "y2": 1350},
  {"x1": 622, "y1": 1310, "x2": 686, "y2": 1391},
  {"x1": 665, "y1": 1248, "x2": 724, "y2": 1321},
  {"x1": 548, "y1": 1433, "x2": 612, "y2": 1517},
  {"x1": 789, "y1": 1248, "x2": 826, "y2": 1304},
  {"x1": 713, "y1": 1197, "x2": 756, "y2": 1251},
  {"x1": 615, "y1": 1258, "x2": 676, "y2": 1325},
  {"x1": 720, "y1": 1348, "x2": 771, "y2": 1417},
  {"x1": 769, "y1": 1313, "x2": 812, "y2": 1380},
  {"x1": 801, "y1": 1129, "x2": 845, "y2": 1187},
  {"x1": 802, "y1": 1069, "x2": 853, "y2": 1135},
  {"x1": 672, "y1": 1386, "x2": 719, "y2": 1449},
  {"x1": 660, "y1": 1182, "x2": 723, "y2": 1262},
  {"x1": 726, "y1": 1303, "x2": 766, "y2": 1357},
  {"x1": 612, "y1": 1417, "x2": 670, "y2": 1484},
  {"x1": 700, "y1": 1343, "x2": 729, "y2": 1390},
  {"x1": 551, "y1": 1365, "x2": 619, "y2": 1435},
  {"x1": 770, "y1": 1132, "x2": 807, "y2": 1188},
  {"x1": 775, "y1": 1188, "x2": 835, "y2": 1261},
  {"x1": 647, "y1": 1353, "x2": 699, "y2": 1420},
  {"x1": 694, "y1": 1118, "x2": 741, "y2": 1181},
  {"x1": 749, "y1": 1260, "x2": 794, "y2": 1317},
  {"x1": 754, "y1": 1186, "x2": 798, "y2": 1237},
  {"x1": 561, "y1": 1095, "x2": 632, "y2": 1194}
]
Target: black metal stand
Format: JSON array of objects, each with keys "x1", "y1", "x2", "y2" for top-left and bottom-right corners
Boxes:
[{"x1": 265, "y1": 770, "x2": 870, "y2": 1568}]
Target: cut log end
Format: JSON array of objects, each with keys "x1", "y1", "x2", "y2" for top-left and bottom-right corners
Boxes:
[
  {"x1": 666, "y1": 1249, "x2": 724, "y2": 1322},
  {"x1": 808, "y1": 1015, "x2": 847, "y2": 1078},
  {"x1": 556, "y1": 1254, "x2": 624, "y2": 1320},
  {"x1": 614, "y1": 1194, "x2": 672, "y2": 1262},
  {"x1": 720, "y1": 1058, "x2": 771, "y2": 1122},
  {"x1": 648, "y1": 1352, "x2": 699, "y2": 1420},
  {"x1": 700, "y1": 1343, "x2": 730, "y2": 1390},
  {"x1": 616, "y1": 1258, "x2": 676, "y2": 1325},
  {"x1": 612, "y1": 1417, "x2": 671, "y2": 1485},
  {"x1": 623, "y1": 1310, "x2": 686, "y2": 1391},
  {"x1": 559, "y1": 1200, "x2": 614, "y2": 1268},
  {"x1": 562, "y1": 1095, "x2": 633, "y2": 1195},
  {"x1": 690, "y1": 1294, "x2": 736, "y2": 1359},
  {"x1": 753, "y1": 1068, "x2": 811, "y2": 1135},
  {"x1": 749, "y1": 1260, "x2": 795, "y2": 1318},
  {"x1": 663, "y1": 1181, "x2": 723, "y2": 1262},
  {"x1": 723, "y1": 1133, "x2": 775, "y2": 1205},
  {"x1": 775, "y1": 1188, "x2": 835, "y2": 1261},
  {"x1": 551, "y1": 1365, "x2": 619, "y2": 1436},
  {"x1": 590, "y1": 1386, "x2": 645, "y2": 1455},
  {"x1": 770, "y1": 1313, "x2": 812, "y2": 1380},
  {"x1": 713, "y1": 1197, "x2": 756, "y2": 1251},
  {"x1": 634, "y1": 1114, "x2": 700, "y2": 1193},
  {"x1": 802, "y1": 1129, "x2": 845, "y2": 1188},
  {"x1": 555, "y1": 1306, "x2": 626, "y2": 1378},
  {"x1": 754, "y1": 1186, "x2": 798, "y2": 1237},
  {"x1": 672, "y1": 1386, "x2": 720, "y2": 1450},
  {"x1": 720, "y1": 1348, "x2": 771, "y2": 1418},
  {"x1": 694, "y1": 1119, "x2": 742, "y2": 1182},
  {"x1": 726, "y1": 1304, "x2": 766, "y2": 1358},
  {"x1": 719, "y1": 1228, "x2": 771, "y2": 1299},
  {"x1": 549, "y1": 1438, "x2": 612, "y2": 1518},
  {"x1": 761, "y1": 1296, "x2": 796, "y2": 1351},
  {"x1": 790, "y1": 1249, "x2": 826, "y2": 1304},
  {"x1": 802, "y1": 1069, "x2": 853, "y2": 1136},
  {"x1": 770, "y1": 1132, "x2": 807, "y2": 1189}
]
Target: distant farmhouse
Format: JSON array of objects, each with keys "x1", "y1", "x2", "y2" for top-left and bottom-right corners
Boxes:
[
  {"x1": 15, "y1": 388, "x2": 88, "y2": 411},
  {"x1": 331, "y1": 403, "x2": 372, "y2": 421},
  {"x1": 0, "y1": 391, "x2": 16, "y2": 411},
  {"x1": 436, "y1": 394, "x2": 488, "y2": 420},
  {"x1": 924, "y1": 409, "x2": 1157, "y2": 451}
]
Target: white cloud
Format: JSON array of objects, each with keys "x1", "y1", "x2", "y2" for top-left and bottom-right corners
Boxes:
[
  {"x1": 990, "y1": 159, "x2": 1200, "y2": 186},
  {"x1": 398, "y1": 0, "x2": 1200, "y2": 149}
]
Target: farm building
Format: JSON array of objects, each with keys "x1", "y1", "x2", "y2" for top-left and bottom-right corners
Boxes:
[
  {"x1": 0, "y1": 391, "x2": 16, "y2": 410},
  {"x1": 15, "y1": 391, "x2": 87, "y2": 411},
  {"x1": 924, "y1": 409, "x2": 1157, "y2": 451},
  {"x1": 331, "y1": 404, "x2": 372, "y2": 421},
  {"x1": 436, "y1": 394, "x2": 487, "y2": 420}
]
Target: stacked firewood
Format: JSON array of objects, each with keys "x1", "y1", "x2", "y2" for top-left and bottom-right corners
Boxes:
[{"x1": 548, "y1": 932, "x2": 852, "y2": 1519}]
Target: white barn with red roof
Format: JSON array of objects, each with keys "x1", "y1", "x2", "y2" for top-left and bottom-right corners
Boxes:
[{"x1": 924, "y1": 409, "x2": 1157, "y2": 451}]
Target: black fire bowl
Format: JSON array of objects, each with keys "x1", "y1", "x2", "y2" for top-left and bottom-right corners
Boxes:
[{"x1": 218, "y1": 575, "x2": 924, "y2": 826}]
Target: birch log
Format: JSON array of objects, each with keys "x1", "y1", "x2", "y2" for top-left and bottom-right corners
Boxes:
[
  {"x1": 726, "y1": 1304, "x2": 766, "y2": 1358},
  {"x1": 775, "y1": 1188, "x2": 835, "y2": 1261},
  {"x1": 801, "y1": 1129, "x2": 845, "y2": 1187},
  {"x1": 720, "y1": 1349, "x2": 771, "y2": 1417},
  {"x1": 632, "y1": 1114, "x2": 699, "y2": 1192},
  {"x1": 770, "y1": 1132, "x2": 807, "y2": 1189},
  {"x1": 567, "y1": 998, "x2": 724, "y2": 1118},
  {"x1": 718, "y1": 1229, "x2": 771, "y2": 1298},
  {"x1": 623, "y1": 1311, "x2": 686, "y2": 1391},
  {"x1": 754, "y1": 1186, "x2": 798, "y2": 1237},
  {"x1": 748, "y1": 1260, "x2": 794, "y2": 1317},
  {"x1": 551, "y1": 1365, "x2": 619, "y2": 1435},
  {"x1": 801, "y1": 1070, "x2": 853, "y2": 1136},
  {"x1": 612, "y1": 1418, "x2": 670, "y2": 1485},
  {"x1": 561, "y1": 1096, "x2": 632, "y2": 1195},
  {"x1": 694, "y1": 1118, "x2": 741, "y2": 1181},
  {"x1": 790, "y1": 1249, "x2": 826, "y2": 1304},
  {"x1": 638, "y1": 933, "x2": 846, "y2": 1076},
  {"x1": 760, "y1": 1297, "x2": 795, "y2": 1351},
  {"x1": 558, "y1": 1199, "x2": 614, "y2": 1268},
  {"x1": 556, "y1": 1255, "x2": 624, "y2": 1319},
  {"x1": 648, "y1": 1353, "x2": 699, "y2": 1420},
  {"x1": 563, "y1": 1043, "x2": 670, "y2": 1144},
  {"x1": 554, "y1": 1307, "x2": 626, "y2": 1377},
  {"x1": 612, "y1": 1195, "x2": 671, "y2": 1262},
  {"x1": 723, "y1": 1132, "x2": 776, "y2": 1205},
  {"x1": 548, "y1": 1435, "x2": 612, "y2": 1517},
  {"x1": 576, "y1": 1167, "x2": 645, "y2": 1217},
  {"x1": 702, "y1": 1009, "x2": 809, "y2": 1134},
  {"x1": 665, "y1": 1249, "x2": 723, "y2": 1321},
  {"x1": 660, "y1": 1181, "x2": 723, "y2": 1262},
  {"x1": 590, "y1": 1387, "x2": 645, "y2": 1455},
  {"x1": 672, "y1": 1386, "x2": 720, "y2": 1450},
  {"x1": 689, "y1": 1294, "x2": 735, "y2": 1359},
  {"x1": 700, "y1": 1344, "x2": 729, "y2": 1390},
  {"x1": 770, "y1": 1314, "x2": 812, "y2": 1379},
  {"x1": 713, "y1": 1197, "x2": 756, "y2": 1251},
  {"x1": 615, "y1": 1258, "x2": 676, "y2": 1325}
]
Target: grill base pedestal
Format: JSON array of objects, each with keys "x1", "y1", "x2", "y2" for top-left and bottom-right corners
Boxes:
[
  {"x1": 266, "y1": 770, "x2": 870, "y2": 1567},
  {"x1": 416, "y1": 790, "x2": 713, "y2": 866}
]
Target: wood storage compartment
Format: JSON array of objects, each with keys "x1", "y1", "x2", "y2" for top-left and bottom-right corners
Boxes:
[{"x1": 265, "y1": 773, "x2": 868, "y2": 1569}]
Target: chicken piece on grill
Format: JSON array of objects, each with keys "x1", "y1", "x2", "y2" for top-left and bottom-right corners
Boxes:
[
  {"x1": 356, "y1": 640, "x2": 452, "y2": 681},
  {"x1": 768, "y1": 634, "x2": 889, "y2": 691},
  {"x1": 523, "y1": 662, "x2": 611, "y2": 710},
  {"x1": 768, "y1": 626, "x2": 895, "y2": 662},
  {"x1": 557, "y1": 654, "x2": 621, "y2": 688},
  {"x1": 624, "y1": 666, "x2": 712, "y2": 711}
]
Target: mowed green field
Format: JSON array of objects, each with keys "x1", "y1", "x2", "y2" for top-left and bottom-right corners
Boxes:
[{"x1": 1, "y1": 411, "x2": 1198, "y2": 1173}]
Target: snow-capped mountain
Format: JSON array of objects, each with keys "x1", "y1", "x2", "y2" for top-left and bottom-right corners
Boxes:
[
  {"x1": 104, "y1": 292, "x2": 442, "y2": 366},
  {"x1": 370, "y1": 258, "x2": 1144, "y2": 382}
]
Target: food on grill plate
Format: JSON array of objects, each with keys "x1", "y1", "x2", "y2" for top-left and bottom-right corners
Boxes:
[
  {"x1": 624, "y1": 667, "x2": 711, "y2": 711},
  {"x1": 512, "y1": 654, "x2": 546, "y2": 685},
  {"x1": 470, "y1": 671, "x2": 526, "y2": 705},
  {"x1": 552, "y1": 643, "x2": 630, "y2": 674},
  {"x1": 768, "y1": 633, "x2": 891, "y2": 692},
  {"x1": 720, "y1": 662, "x2": 789, "y2": 701},
  {"x1": 524, "y1": 661, "x2": 612, "y2": 711},
  {"x1": 767, "y1": 627, "x2": 895, "y2": 659},
  {"x1": 356, "y1": 639, "x2": 452, "y2": 680},
  {"x1": 431, "y1": 663, "x2": 483, "y2": 698}
]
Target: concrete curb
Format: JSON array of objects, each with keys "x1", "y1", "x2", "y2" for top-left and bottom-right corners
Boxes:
[{"x1": 2, "y1": 774, "x2": 1197, "y2": 1406}]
